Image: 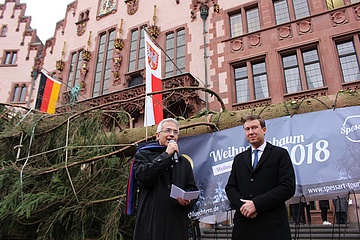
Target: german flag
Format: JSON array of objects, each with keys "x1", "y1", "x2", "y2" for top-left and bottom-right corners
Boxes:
[{"x1": 35, "y1": 71, "x2": 61, "y2": 114}]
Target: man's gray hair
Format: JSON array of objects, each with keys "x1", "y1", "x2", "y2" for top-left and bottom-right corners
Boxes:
[{"x1": 156, "y1": 118, "x2": 180, "y2": 133}]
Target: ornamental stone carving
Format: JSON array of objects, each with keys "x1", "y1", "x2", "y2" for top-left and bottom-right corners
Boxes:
[
  {"x1": 76, "y1": 22, "x2": 86, "y2": 36},
  {"x1": 278, "y1": 26, "x2": 292, "y2": 40},
  {"x1": 249, "y1": 34, "x2": 261, "y2": 47},
  {"x1": 298, "y1": 20, "x2": 312, "y2": 35},
  {"x1": 56, "y1": 20, "x2": 65, "y2": 31},
  {"x1": 114, "y1": 38, "x2": 124, "y2": 51},
  {"x1": 82, "y1": 50, "x2": 91, "y2": 62},
  {"x1": 125, "y1": 0, "x2": 139, "y2": 15},
  {"x1": 354, "y1": 6, "x2": 360, "y2": 20},
  {"x1": 231, "y1": 39, "x2": 242, "y2": 52},
  {"x1": 331, "y1": 11, "x2": 348, "y2": 26},
  {"x1": 112, "y1": 53, "x2": 122, "y2": 86},
  {"x1": 148, "y1": 25, "x2": 160, "y2": 39},
  {"x1": 56, "y1": 59, "x2": 65, "y2": 71}
]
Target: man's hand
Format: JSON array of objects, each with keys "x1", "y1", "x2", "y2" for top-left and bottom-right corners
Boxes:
[
  {"x1": 240, "y1": 199, "x2": 257, "y2": 218},
  {"x1": 166, "y1": 140, "x2": 178, "y2": 156},
  {"x1": 177, "y1": 197, "x2": 191, "y2": 207}
]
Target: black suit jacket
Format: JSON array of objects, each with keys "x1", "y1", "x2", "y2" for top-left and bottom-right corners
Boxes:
[{"x1": 225, "y1": 142, "x2": 295, "y2": 240}]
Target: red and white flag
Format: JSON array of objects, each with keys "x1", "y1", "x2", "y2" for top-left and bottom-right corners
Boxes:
[{"x1": 144, "y1": 31, "x2": 163, "y2": 126}]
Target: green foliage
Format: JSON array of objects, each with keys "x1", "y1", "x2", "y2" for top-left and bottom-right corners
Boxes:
[
  {"x1": 116, "y1": 110, "x2": 130, "y2": 125},
  {"x1": 0, "y1": 109, "x2": 134, "y2": 239}
]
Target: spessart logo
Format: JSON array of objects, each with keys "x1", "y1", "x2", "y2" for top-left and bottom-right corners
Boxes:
[{"x1": 341, "y1": 115, "x2": 360, "y2": 143}]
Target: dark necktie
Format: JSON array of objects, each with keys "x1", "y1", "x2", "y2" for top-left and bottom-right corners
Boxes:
[{"x1": 253, "y1": 149, "x2": 259, "y2": 169}]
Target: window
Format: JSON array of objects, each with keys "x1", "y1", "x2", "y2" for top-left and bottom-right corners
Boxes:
[
  {"x1": 230, "y1": 12, "x2": 243, "y2": 37},
  {"x1": 235, "y1": 66, "x2": 249, "y2": 102},
  {"x1": 1, "y1": 25, "x2": 7, "y2": 36},
  {"x1": 246, "y1": 7, "x2": 260, "y2": 33},
  {"x1": 127, "y1": 27, "x2": 145, "y2": 88},
  {"x1": 325, "y1": 0, "x2": 345, "y2": 10},
  {"x1": 66, "y1": 50, "x2": 83, "y2": 91},
  {"x1": 229, "y1": 6, "x2": 260, "y2": 37},
  {"x1": 292, "y1": 0, "x2": 310, "y2": 19},
  {"x1": 282, "y1": 48, "x2": 324, "y2": 94},
  {"x1": 274, "y1": 0, "x2": 290, "y2": 24},
  {"x1": 12, "y1": 85, "x2": 20, "y2": 102},
  {"x1": 325, "y1": 0, "x2": 359, "y2": 9},
  {"x1": 165, "y1": 29, "x2": 186, "y2": 77},
  {"x1": 67, "y1": 53, "x2": 76, "y2": 90},
  {"x1": 336, "y1": 40, "x2": 360, "y2": 83},
  {"x1": 128, "y1": 27, "x2": 145, "y2": 72},
  {"x1": 20, "y1": 84, "x2": 27, "y2": 101},
  {"x1": 282, "y1": 54, "x2": 301, "y2": 93},
  {"x1": 128, "y1": 75, "x2": 144, "y2": 87},
  {"x1": 103, "y1": 31, "x2": 115, "y2": 95},
  {"x1": 303, "y1": 49, "x2": 324, "y2": 89},
  {"x1": 11, "y1": 84, "x2": 27, "y2": 102},
  {"x1": 3, "y1": 51, "x2": 17, "y2": 65},
  {"x1": 79, "y1": 10, "x2": 89, "y2": 21},
  {"x1": 253, "y1": 62, "x2": 269, "y2": 99},
  {"x1": 234, "y1": 59, "x2": 269, "y2": 103},
  {"x1": 92, "y1": 29, "x2": 116, "y2": 97}
]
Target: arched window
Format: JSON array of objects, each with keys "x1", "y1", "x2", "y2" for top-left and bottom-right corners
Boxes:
[
  {"x1": 1, "y1": 25, "x2": 7, "y2": 36},
  {"x1": 11, "y1": 84, "x2": 27, "y2": 102},
  {"x1": 12, "y1": 84, "x2": 20, "y2": 102},
  {"x1": 20, "y1": 84, "x2": 27, "y2": 101},
  {"x1": 92, "y1": 29, "x2": 116, "y2": 97},
  {"x1": 165, "y1": 28, "x2": 186, "y2": 77}
]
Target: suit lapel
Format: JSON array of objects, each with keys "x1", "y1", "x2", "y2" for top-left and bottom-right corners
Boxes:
[{"x1": 245, "y1": 148, "x2": 252, "y2": 171}]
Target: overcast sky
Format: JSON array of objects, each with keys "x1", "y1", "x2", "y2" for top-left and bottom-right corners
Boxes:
[{"x1": 1, "y1": 0, "x2": 74, "y2": 42}]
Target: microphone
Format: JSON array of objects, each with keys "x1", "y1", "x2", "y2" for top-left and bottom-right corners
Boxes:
[{"x1": 169, "y1": 140, "x2": 179, "y2": 163}]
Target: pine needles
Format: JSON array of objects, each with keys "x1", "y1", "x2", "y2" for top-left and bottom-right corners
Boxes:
[{"x1": 0, "y1": 107, "x2": 135, "y2": 239}]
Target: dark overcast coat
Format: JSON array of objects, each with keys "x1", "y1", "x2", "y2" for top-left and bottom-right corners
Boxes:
[
  {"x1": 133, "y1": 147, "x2": 198, "y2": 240},
  {"x1": 225, "y1": 142, "x2": 295, "y2": 240}
]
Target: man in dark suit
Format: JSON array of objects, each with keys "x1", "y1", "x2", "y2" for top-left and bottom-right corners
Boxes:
[{"x1": 225, "y1": 115, "x2": 296, "y2": 240}]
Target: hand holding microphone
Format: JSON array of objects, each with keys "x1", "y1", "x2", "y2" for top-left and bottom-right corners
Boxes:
[{"x1": 169, "y1": 140, "x2": 179, "y2": 163}]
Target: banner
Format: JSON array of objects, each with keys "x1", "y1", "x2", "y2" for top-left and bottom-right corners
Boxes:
[
  {"x1": 35, "y1": 71, "x2": 61, "y2": 114},
  {"x1": 178, "y1": 106, "x2": 360, "y2": 221},
  {"x1": 144, "y1": 31, "x2": 163, "y2": 126}
]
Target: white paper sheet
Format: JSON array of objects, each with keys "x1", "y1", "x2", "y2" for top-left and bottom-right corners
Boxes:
[{"x1": 170, "y1": 184, "x2": 199, "y2": 200}]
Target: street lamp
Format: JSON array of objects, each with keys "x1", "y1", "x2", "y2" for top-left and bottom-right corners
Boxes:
[{"x1": 200, "y1": 3, "x2": 209, "y2": 112}]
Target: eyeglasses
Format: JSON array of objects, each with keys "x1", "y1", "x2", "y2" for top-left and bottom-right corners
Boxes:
[{"x1": 160, "y1": 128, "x2": 179, "y2": 136}]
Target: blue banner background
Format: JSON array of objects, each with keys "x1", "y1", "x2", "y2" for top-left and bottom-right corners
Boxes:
[{"x1": 178, "y1": 106, "x2": 360, "y2": 220}]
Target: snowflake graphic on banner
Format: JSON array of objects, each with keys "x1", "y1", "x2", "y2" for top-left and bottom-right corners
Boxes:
[{"x1": 213, "y1": 179, "x2": 228, "y2": 204}]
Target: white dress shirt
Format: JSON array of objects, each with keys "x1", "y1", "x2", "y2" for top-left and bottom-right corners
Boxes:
[{"x1": 252, "y1": 142, "x2": 267, "y2": 167}]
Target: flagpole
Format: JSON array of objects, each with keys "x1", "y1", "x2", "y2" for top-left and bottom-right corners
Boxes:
[
  {"x1": 144, "y1": 28, "x2": 148, "y2": 139},
  {"x1": 145, "y1": 100, "x2": 148, "y2": 140},
  {"x1": 144, "y1": 28, "x2": 151, "y2": 141}
]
